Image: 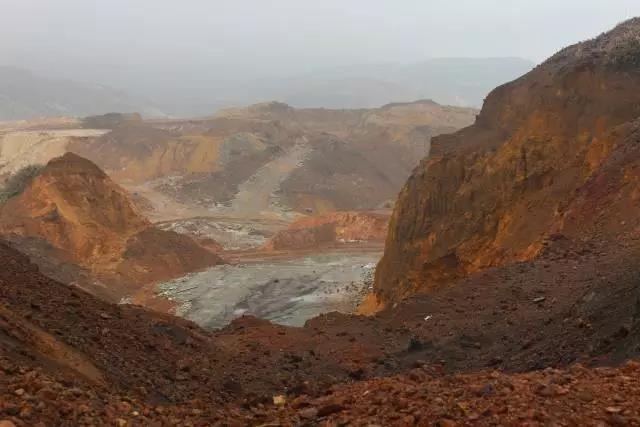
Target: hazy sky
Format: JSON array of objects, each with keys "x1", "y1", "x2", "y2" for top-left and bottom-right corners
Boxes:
[
  {"x1": 2, "y1": 0, "x2": 639, "y2": 78},
  {"x1": 1, "y1": 0, "x2": 639, "y2": 117}
]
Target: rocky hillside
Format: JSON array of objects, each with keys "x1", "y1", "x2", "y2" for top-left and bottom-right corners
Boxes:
[
  {"x1": 372, "y1": 18, "x2": 640, "y2": 309},
  {"x1": 3, "y1": 219, "x2": 640, "y2": 425},
  {"x1": 0, "y1": 153, "x2": 222, "y2": 300},
  {"x1": 3, "y1": 213, "x2": 640, "y2": 424},
  {"x1": 90, "y1": 100, "x2": 475, "y2": 216},
  {"x1": 0, "y1": 100, "x2": 477, "y2": 220},
  {"x1": 0, "y1": 240, "x2": 419, "y2": 423},
  {"x1": 0, "y1": 119, "x2": 108, "y2": 182}
]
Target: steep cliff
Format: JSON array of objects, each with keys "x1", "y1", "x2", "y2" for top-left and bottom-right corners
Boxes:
[
  {"x1": 373, "y1": 18, "x2": 640, "y2": 308},
  {"x1": 0, "y1": 153, "x2": 222, "y2": 298}
]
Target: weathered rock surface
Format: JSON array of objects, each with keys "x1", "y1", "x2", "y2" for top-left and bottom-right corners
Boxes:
[
  {"x1": 3, "y1": 234, "x2": 640, "y2": 425},
  {"x1": 374, "y1": 17, "x2": 640, "y2": 307}
]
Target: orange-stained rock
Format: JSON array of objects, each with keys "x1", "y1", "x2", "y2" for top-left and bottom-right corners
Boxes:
[
  {"x1": 374, "y1": 17, "x2": 640, "y2": 306},
  {"x1": 0, "y1": 153, "x2": 223, "y2": 297},
  {"x1": 356, "y1": 292, "x2": 386, "y2": 316},
  {"x1": 264, "y1": 211, "x2": 389, "y2": 251}
]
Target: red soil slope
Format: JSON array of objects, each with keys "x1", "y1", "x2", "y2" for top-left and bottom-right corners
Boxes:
[{"x1": 0, "y1": 153, "x2": 223, "y2": 299}]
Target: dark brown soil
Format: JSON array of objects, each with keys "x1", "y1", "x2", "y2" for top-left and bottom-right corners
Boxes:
[{"x1": 2, "y1": 227, "x2": 640, "y2": 425}]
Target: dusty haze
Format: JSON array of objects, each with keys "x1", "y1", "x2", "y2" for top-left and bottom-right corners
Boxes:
[{"x1": 1, "y1": 1, "x2": 639, "y2": 116}]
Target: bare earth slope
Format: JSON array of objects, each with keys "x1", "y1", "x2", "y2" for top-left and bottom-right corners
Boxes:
[
  {"x1": 0, "y1": 100, "x2": 477, "y2": 220},
  {"x1": 0, "y1": 153, "x2": 222, "y2": 300},
  {"x1": 0, "y1": 240, "x2": 420, "y2": 424},
  {"x1": 2, "y1": 225, "x2": 640, "y2": 424}
]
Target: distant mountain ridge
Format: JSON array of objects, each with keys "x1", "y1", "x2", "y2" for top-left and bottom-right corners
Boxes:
[
  {"x1": 2, "y1": 57, "x2": 534, "y2": 119},
  {"x1": 0, "y1": 66, "x2": 165, "y2": 121},
  {"x1": 257, "y1": 57, "x2": 535, "y2": 110}
]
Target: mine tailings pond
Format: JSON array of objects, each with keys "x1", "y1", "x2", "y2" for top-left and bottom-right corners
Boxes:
[{"x1": 156, "y1": 247, "x2": 381, "y2": 329}]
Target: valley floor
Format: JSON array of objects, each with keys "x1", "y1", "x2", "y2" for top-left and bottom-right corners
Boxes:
[
  {"x1": 129, "y1": 177, "x2": 387, "y2": 329},
  {"x1": 154, "y1": 247, "x2": 380, "y2": 329}
]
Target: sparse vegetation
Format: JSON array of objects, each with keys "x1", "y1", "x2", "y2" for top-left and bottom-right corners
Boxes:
[
  {"x1": 607, "y1": 37, "x2": 640, "y2": 69},
  {"x1": 0, "y1": 164, "x2": 43, "y2": 204}
]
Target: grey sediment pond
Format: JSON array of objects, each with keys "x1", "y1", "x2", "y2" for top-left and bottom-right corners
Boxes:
[{"x1": 157, "y1": 250, "x2": 381, "y2": 329}]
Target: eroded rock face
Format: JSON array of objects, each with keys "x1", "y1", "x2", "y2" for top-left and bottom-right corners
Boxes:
[
  {"x1": 374, "y1": 18, "x2": 640, "y2": 307},
  {"x1": 0, "y1": 153, "x2": 223, "y2": 297}
]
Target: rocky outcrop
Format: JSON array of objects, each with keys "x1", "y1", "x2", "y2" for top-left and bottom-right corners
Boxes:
[
  {"x1": 264, "y1": 211, "x2": 389, "y2": 251},
  {"x1": 4, "y1": 223, "x2": 640, "y2": 424},
  {"x1": 0, "y1": 153, "x2": 223, "y2": 297},
  {"x1": 373, "y1": 18, "x2": 640, "y2": 308}
]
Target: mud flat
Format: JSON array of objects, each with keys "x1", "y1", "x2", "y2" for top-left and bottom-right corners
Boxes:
[{"x1": 157, "y1": 249, "x2": 381, "y2": 329}]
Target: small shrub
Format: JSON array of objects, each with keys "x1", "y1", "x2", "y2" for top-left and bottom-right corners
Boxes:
[{"x1": 0, "y1": 164, "x2": 44, "y2": 204}]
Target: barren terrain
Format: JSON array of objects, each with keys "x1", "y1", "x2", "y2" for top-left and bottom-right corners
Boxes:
[
  {"x1": 2, "y1": 19, "x2": 640, "y2": 426},
  {"x1": 0, "y1": 100, "x2": 475, "y2": 326}
]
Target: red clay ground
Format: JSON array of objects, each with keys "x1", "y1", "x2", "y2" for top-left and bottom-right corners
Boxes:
[
  {"x1": 2, "y1": 352, "x2": 640, "y2": 426},
  {"x1": 2, "y1": 226, "x2": 640, "y2": 425}
]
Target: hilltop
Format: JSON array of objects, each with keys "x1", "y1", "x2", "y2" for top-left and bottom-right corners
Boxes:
[{"x1": 0, "y1": 153, "x2": 222, "y2": 300}]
